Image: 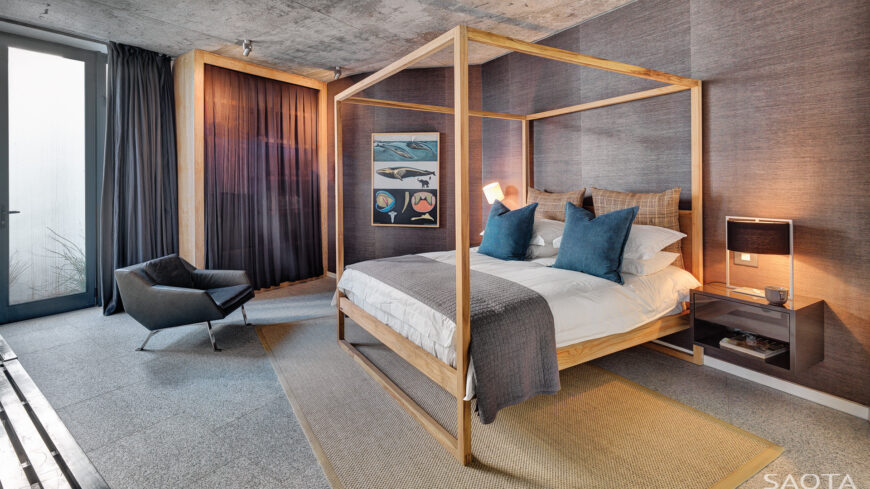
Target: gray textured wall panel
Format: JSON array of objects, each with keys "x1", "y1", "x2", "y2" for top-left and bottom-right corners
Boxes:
[
  {"x1": 481, "y1": 0, "x2": 870, "y2": 403},
  {"x1": 328, "y1": 67, "x2": 483, "y2": 267}
]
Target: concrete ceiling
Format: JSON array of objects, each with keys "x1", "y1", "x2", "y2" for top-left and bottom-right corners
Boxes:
[{"x1": 1, "y1": 0, "x2": 634, "y2": 81}]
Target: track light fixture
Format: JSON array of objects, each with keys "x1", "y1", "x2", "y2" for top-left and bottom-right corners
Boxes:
[
  {"x1": 242, "y1": 39, "x2": 252, "y2": 57},
  {"x1": 333, "y1": 66, "x2": 342, "y2": 80}
]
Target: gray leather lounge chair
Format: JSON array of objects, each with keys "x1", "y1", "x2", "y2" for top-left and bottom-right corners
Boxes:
[{"x1": 114, "y1": 254, "x2": 254, "y2": 352}]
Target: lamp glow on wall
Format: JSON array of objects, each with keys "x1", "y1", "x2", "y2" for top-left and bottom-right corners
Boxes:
[
  {"x1": 725, "y1": 216, "x2": 794, "y2": 303},
  {"x1": 482, "y1": 182, "x2": 504, "y2": 205}
]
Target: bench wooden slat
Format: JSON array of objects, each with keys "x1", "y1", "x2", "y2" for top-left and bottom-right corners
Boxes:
[
  {"x1": 0, "y1": 368, "x2": 72, "y2": 489},
  {"x1": 5, "y1": 360, "x2": 109, "y2": 489},
  {"x1": 0, "y1": 337, "x2": 16, "y2": 362},
  {"x1": 0, "y1": 414, "x2": 30, "y2": 489}
]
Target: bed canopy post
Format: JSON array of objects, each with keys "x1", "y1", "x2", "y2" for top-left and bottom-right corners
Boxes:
[
  {"x1": 452, "y1": 24, "x2": 473, "y2": 466},
  {"x1": 521, "y1": 120, "x2": 532, "y2": 204},
  {"x1": 335, "y1": 99, "x2": 345, "y2": 340},
  {"x1": 690, "y1": 84, "x2": 703, "y2": 282}
]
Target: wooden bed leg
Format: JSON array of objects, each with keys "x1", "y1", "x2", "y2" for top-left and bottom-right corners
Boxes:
[
  {"x1": 457, "y1": 398, "x2": 472, "y2": 465},
  {"x1": 337, "y1": 308, "x2": 345, "y2": 341}
]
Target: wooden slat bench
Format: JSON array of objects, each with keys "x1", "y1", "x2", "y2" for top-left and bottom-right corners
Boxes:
[{"x1": 0, "y1": 335, "x2": 108, "y2": 489}]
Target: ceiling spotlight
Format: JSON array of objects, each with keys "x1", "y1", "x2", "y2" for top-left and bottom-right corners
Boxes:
[
  {"x1": 333, "y1": 66, "x2": 342, "y2": 80},
  {"x1": 242, "y1": 39, "x2": 253, "y2": 57}
]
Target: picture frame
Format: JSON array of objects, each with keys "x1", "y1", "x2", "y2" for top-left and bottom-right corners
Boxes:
[{"x1": 371, "y1": 132, "x2": 440, "y2": 227}]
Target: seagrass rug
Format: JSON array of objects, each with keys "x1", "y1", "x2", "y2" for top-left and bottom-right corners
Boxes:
[{"x1": 258, "y1": 317, "x2": 782, "y2": 489}]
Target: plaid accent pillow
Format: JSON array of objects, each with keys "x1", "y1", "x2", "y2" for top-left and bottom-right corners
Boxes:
[
  {"x1": 526, "y1": 187, "x2": 585, "y2": 221},
  {"x1": 589, "y1": 187, "x2": 684, "y2": 269}
]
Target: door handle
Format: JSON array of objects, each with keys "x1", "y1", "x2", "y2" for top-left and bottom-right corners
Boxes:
[{"x1": 0, "y1": 206, "x2": 20, "y2": 228}]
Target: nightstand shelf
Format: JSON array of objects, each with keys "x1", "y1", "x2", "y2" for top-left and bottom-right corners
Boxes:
[{"x1": 691, "y1": 284, "x2": 824, "y2": 373}]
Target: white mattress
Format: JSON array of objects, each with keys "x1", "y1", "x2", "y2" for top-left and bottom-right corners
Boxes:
[{"x1": 337, "y1": 250, "x2": 700, "y2": 398}]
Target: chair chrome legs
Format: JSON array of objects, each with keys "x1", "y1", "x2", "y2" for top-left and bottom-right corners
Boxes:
[
  {"x1": 135, "y1": 330, "x2": 160, "y2": 351},
  {"x1": 137, "y1": 323, "x2": 227, "y2": 353},
  {"x1": 241, "y1": 305, "x2": 252, "y2": 326},
  {"x1": 206, "y1": 321, "x2": 221, "y2": 352}
]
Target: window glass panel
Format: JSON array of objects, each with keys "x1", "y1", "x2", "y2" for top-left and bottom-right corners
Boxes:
[{"x1": 8, "y1": 47, "x2": 86, "y2": 304}]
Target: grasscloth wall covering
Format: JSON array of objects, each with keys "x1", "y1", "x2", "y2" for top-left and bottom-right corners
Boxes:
[
  {"x1": 328, "y1": 67, "x2": 483, "y2": 269},
  {"x1": 327, "y1": 0, "x2": 869, "y2": 404},
  {"x1": 480, "y1": 0, "x2": 870, "y2": 404}
]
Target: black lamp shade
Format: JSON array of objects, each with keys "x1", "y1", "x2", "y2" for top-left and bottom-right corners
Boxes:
[{"x1": 727, "y1": 220, "x2": 790, "y2": 255}]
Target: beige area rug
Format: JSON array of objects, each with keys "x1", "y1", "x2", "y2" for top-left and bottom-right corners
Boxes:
[{"x1": 258, "y1": 317, "x2": 782, "y2": 489}]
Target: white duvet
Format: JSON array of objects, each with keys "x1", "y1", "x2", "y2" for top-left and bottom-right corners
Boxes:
[{"x1": 337, "y1": 250, "x2": 700, "y2": 398}]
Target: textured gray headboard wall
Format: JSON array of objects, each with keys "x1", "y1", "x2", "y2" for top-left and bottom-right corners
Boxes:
[{"x1": 479, "y1": 0, "x2": 870, "y2": 405}]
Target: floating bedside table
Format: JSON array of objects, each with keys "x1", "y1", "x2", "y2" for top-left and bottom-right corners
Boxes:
[{"x1": 691, "y1": 283, "x2": 824, "y2": 373}]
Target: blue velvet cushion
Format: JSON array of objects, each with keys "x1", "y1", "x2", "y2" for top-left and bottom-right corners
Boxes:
[
  {"x1": 553, "y1": 203, "x2": 639, "y2": 284},
  {"x1": 478, "y1": 200, "x2": 539, "y2": 261}
]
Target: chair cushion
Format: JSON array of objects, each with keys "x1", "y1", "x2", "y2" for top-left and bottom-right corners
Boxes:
[
  {"x1": 207, "y1": 284, "x2": 254, "y2": 313},
  {"x1": 143, "y1": 254, "x2": 194, "y2": 288}
]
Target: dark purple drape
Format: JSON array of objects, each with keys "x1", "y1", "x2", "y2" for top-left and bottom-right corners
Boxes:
[
  {"x1": 99, "y1": 43, "x2": 178, "y2": 314},
  {"x1": 203, "y1": 65, "x2": 322, "y2": 289}
]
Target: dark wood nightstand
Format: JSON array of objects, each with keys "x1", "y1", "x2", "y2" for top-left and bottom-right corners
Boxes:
[{"x1": 691, "y1": 283, "x2": 824, "y2": 373}]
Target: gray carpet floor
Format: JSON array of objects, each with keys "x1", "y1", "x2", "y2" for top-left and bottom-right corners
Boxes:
[
  {"x1": 0, "y1": 278, "x2": 335, "y2": 489},
  {"x1": 1, "y1": 276, "x2": 868, "y2": 488}
]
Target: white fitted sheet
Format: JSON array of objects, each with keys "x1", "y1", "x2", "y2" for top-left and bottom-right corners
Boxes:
[{"x1": 337, "y1": 250, "x2": 700, "y2": 370}]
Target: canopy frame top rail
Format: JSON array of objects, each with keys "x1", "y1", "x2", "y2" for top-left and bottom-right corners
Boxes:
[{"x1": 334, "y1": 25, "x2": 700, "y2": 120}]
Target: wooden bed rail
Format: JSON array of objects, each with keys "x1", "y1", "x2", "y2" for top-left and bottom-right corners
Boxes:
[
  {"x1": 466, "y1": 27, "x2": 698, "y2": 88},
  {"x1": 526, "y1": 85, "x2": 690, "y2": 120},
  {"x1": 343, "y1": 96, "x2": 525, "y2": 121},
  {"x1": 334, "y1": 24, "x2": 703, "y2": 466},
  {"x1": 335, "y1": 28, "x2": 456, "y2": 102}
]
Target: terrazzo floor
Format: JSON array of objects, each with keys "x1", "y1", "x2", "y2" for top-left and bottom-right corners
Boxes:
[{"x1": 0, "y1": 279, "x2": 334, "y2": 489}]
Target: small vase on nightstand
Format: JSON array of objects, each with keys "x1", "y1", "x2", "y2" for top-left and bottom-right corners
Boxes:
[{"x1": 764, "y1": 286, "x2": 788, "y2": 306}]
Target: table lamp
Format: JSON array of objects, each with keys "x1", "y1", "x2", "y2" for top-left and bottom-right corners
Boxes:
[
  {"x1": 725, "y1": 216, "x2": 793, "y2": 302},
  {"x1": 482, "y1": 182, "x2": 505, "y2": 205}
]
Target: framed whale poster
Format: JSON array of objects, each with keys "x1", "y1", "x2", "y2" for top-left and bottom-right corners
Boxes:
[{"x1": 371, "y1": 132, "x2": 439, "y2": 227}]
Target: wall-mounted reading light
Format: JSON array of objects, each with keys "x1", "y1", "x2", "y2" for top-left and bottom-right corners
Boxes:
[
  {"x1": 333, "y1": 66, "x2": 342, "y2": 80},
  {"x1": 242, "y1": 39, "x2": 253, "y2": 57},
  {"x1": 482, "y1": 182, "x2": 504, "y2": 205}
]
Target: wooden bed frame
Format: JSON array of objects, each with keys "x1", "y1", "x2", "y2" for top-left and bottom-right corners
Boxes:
[{"x1": 333, "y1": 25, "x2": 703, "y2": 465}]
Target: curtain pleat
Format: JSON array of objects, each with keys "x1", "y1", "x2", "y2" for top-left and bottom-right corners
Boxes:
[
  {"x1": 203, "y1": 65, "x2": 322, "y2": 289},
  {"x1": 99, "y1": 43, "x2": 178, "y2": 315}
]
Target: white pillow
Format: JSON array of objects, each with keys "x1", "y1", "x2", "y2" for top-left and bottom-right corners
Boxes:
[
  {"x1": 480, "y1": 230, "x2": 546, "y2": 245},
  {"x1": 553, "y1": 224, "x2": 683, "y2": 258},
  {"x1": 481, "y1": 218, "x2": 565, "y2": 259},
  {"x1": 623, "y1": 225, "x2": 685, "y2": 260},
  {"x1": 526, "y1": 219, "x2": 565, "y2": 259},
  {"x1": 621, "y1": 251, "x2": 679, "y2": 276}
]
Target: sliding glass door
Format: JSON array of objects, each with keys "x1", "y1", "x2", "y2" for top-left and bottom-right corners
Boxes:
[{"x1": 0, "y1": 33, "x2": 103, "y2": 323}]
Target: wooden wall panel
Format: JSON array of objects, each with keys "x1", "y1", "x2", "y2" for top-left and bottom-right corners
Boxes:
[
  {"x1": 480, "y1": 0, "x2": 870, "y2": 404},
  {"x1": 326, "y1": 78, "x2": 355, "y2": 273},
  {"x1": 174, "y1": 50, "x2": 327, "y2": 271},
  {"x1": 173, "y1": 50, "x2": 204, "y2": 266}
]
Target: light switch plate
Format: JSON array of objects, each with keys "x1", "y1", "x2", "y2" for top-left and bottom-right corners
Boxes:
[{"x1": 733, "y1": 251, "x2": 758, "y2": 267}]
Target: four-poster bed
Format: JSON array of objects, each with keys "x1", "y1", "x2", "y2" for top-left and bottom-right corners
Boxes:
[{"x1": 333, "y1": 25, "x2": 703, "y2": 465}]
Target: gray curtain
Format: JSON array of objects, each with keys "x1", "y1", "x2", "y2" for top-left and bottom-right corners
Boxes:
[
  {"x1": 203, "y1": 64, "x2": 322, "y2": 289},
  {"x1": 99, "y1": 43, "x2": 178, "y2": 314}
]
